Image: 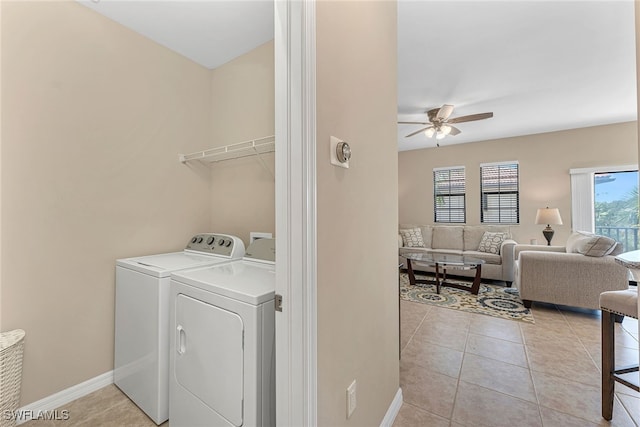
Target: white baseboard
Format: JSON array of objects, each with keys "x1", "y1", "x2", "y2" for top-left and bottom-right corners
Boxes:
[
  {"x1": 16, "y1": 370, "x2": 114, "y2": 425},
  {"x1": 380, "y1": 387, "x2": 403, "y2": 427}
]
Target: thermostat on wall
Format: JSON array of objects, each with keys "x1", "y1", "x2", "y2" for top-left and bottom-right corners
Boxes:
[{"x1": 330, "y1": 136, "x2": 350, "y2": 169}]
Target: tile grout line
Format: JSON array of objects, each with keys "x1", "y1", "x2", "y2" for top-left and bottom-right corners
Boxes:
[
  {"x1": 533, "y1": 305, "x2": 638, "y2": 426},
  {"x1": 447, "y1": 318, "x2": 470, "y2": 425},
  {"x1": 615, "y1": 393, "x2": 640, "y2": 427},
  {"x1": 400, "y1": 302, "x2": 433, "y2": 355},
  {"x1": 559, "y1": 306, "x2": 603, "y2": 373},
  {"x1": 518, "y1": 309, "x2": 544, "y2": 427}
]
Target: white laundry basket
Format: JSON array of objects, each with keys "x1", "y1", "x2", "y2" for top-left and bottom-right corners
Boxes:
[{"x1": 0, "y1": 330, "x2": 25, "y2": 427}]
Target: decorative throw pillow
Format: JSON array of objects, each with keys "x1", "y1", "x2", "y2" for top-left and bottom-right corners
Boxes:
[
  {"x1": 477, "y1": 231, "x2": 508, "y2": 255},
  {"x1": 609, "y1": 242, "x2": 624, "y2": 256},
  {"x1": 399, "y1": 228, "x2": 425, "y2": 248},
  {"x1": 577, "y1": 235, "x2": 618, "y2": 257},
  {"x1": 566, "y1": 231, "x2": 594, "y2": 253}
]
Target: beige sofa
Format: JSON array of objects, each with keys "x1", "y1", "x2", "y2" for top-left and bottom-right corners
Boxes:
[
  {"x1": 398, "y1": 224, "x2": 517, "y2": 285},
  {"x1": 514, "y1": 231, "x2": 629, "y2": 309}
]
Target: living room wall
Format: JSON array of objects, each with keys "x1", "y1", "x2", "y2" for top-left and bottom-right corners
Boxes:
[{"x1": 398, "y1": 121, "x2": 638, "y2": 246}]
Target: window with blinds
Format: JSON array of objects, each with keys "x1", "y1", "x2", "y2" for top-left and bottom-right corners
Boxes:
[
  {"x1": 480, "y1": 162, "x2": 519, "y2": 224},
  {"x1": 433, "y1": 167, "x2": 466, "y2": 223}
]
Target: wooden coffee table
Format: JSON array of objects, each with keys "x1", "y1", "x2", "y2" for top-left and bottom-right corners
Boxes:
[{"x1": 401, "y1": 252, "x2": 485, "y2": 295}]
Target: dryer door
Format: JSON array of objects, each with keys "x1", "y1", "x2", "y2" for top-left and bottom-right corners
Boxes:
[{"x1": 175, "y1": 294, "x2": 244, "y2": 426}]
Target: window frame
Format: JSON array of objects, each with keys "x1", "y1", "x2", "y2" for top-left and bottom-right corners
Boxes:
[
  {"x1": 570, "y1": 164, "x2": 637, "y2": 233},
  {"x1": 433, "y1": 166, "x2": 466, "y2": 224},
  {"x1": 480, "y1": 161, "x2": 520, "y2": 224}
]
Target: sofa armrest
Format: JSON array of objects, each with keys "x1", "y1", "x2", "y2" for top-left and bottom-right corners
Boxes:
[
  {"x1": 514, "y1": 244, "x2": 565, "y2": 260},
  {"x1": 499, "y1": 239, "x2": 517, "y2": 283},
  {"x1": 516, "y1": 251, "x2": 629, "y2": 309}
]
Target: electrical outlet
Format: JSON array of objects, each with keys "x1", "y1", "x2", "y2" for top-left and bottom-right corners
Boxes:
[{"x1": 347, "y1": 380, "x2": 357, "y2": 418}]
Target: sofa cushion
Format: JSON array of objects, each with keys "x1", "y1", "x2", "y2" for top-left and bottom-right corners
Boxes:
[
  {"x1": 399, "y1": 247, "x2": 430, "y2": 257},
  {"x1": 419, "y1": 226, "x2": 433, "y2": 248},
  {"x1": 464, "y1": 250, "x2": 502, "y2": 265},
  {"x1": 477, "y1": 231, "x2": 508, "y2": 255},
  {"x1": 463, "y1": 226, "x2": 487, "y2": 251},
  {"x1": 577, "y1": 235, "x2": 618, "y2": 257},
  {"x1": 399, "y1": 227, "x2": 425, "y2": 248},
  {"x1": 430, "y1": 249, "x2": 464, "y2": 256},
  {"x1": 432, "y1": 226, "x2": 464, "y2": 250}
]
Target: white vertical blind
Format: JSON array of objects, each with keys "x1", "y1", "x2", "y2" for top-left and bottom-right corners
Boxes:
[{"x1": 569, "y1": 171, "x2": 595, "y2": 233}]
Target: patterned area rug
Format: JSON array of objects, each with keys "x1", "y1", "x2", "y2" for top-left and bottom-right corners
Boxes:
[{"x1": 400, "y1": 272, "x2": 535, "y2": 323}]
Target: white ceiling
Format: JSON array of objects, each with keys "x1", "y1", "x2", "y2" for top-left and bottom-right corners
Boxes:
[
  {"x1": 398, "y1": 0, "x2": 637, "y2": 151},
  {"x1": 77, "y1": 0, "x2": 274, "y2": 70},
  {"x1": 78, "y1": 1, "x2": 637, "y2": 152}
]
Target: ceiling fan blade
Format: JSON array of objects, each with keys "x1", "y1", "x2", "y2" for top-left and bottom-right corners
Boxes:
[
  {"x1": 436, "y1": 104, "x2": 454, "y2": 120},
  {"x1": 405, "y1": 126, "x2": 432, "y2": 138},
  {"x1": 448, "y1": 112, "x2": 494, "y2": 124},
  {"x1": 448, "y1": 125, "x2": 461, "y2": 136},
  {"x1": 398, "y1": 121, "x2": 429, "y2": 125}
]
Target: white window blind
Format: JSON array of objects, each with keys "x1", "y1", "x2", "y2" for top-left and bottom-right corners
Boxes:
[
  {"x1": 434, "y1": 166, "x2": 466, "y2": 223},
  {"x1": 480, "y1": 162, "x2": 519, "y2": 224}
]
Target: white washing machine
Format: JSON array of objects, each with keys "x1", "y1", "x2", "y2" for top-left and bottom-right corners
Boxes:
[
  {"x1": 169, "y1": 238, "x2": 276, "y2": 427},
  {"x1": 115, "y1": 233, "x2": 245, "y2": 425}
]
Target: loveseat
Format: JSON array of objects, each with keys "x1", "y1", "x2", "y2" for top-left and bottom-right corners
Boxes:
[
  {"x1": 398, "y1": 224, "x2": 517, "y2": 285},
  {"x1": 514, "y1": 231, "x2": 629, "y2": 309}
]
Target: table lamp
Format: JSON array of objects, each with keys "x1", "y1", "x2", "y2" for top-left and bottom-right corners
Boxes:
[{"x1": 535, "y1": 207, "x2": 563, "y2": 246}]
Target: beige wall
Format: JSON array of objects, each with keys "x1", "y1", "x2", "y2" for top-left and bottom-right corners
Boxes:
[
  {"x1": 209, "y1": 41, "x2": 275, "y2": 246},
  {"x1": 399, "y1": 122, "x2": 638, "y2": 245},
  {"x1": 316, "y1": 1, "x2": 399, "y2": 425},
  {"x1": 1, "y1": 1, "x2": 212, "y2": 404}
]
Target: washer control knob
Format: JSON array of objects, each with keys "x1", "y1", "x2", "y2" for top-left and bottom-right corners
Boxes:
[
  {"x1": 218, "y1": 239, "x2": 225, "y2": 246},
  {"x1": 197, "y1": 237, "x2": 203, "y2": 243},
  {"x1": 191, "y1": 237, "x2": 198, "y2": 243},
  {"x1": 225, "y1": 240, "x2": 232, "y2": 247},
  {"x1": 207, "y1": 236, "x2": 215, "y2": 245}
]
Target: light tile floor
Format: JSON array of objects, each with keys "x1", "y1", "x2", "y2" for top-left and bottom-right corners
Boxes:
[
  {"x1": 393, "y1": 299, "x2": 640, "y2": 427},
  {"x1": 20, "y1": 385, "x2": 165, "y2": 427},
  {"x1": 20, "y1": 299, "x2": 640, "y2": 426}
]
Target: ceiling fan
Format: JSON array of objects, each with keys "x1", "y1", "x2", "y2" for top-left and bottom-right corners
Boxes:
[{"x1": 398, "y1": 105, "x2": 493, "y2": 144}]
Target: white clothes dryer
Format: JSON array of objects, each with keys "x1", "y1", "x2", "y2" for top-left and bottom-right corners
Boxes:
[
  {"x1": 115, "y1": 233, "x2": 245, "y2": 425},
  {"x1": 169, "y1": 238, "x2": 276, "y2": 427}
]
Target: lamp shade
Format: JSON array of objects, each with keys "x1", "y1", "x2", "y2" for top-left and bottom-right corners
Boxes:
[{"x1": 535, "y1": 207, "x2": 563, "y2": 225}]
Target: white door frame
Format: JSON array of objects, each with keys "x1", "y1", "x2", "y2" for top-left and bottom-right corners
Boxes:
[{"x1": 274, "y1": 1, "x2": 317, "y2": 425}]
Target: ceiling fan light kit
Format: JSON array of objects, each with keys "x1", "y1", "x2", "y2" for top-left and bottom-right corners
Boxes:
[{"x1": 399, "y1": 104, "x2": 494, "y2": 145}]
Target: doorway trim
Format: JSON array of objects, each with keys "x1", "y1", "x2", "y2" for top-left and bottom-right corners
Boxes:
[{"x1": 274, "y1": 1, "x2": 317, "y2": 425}]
